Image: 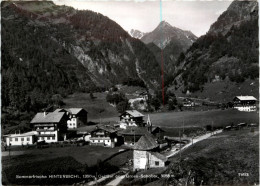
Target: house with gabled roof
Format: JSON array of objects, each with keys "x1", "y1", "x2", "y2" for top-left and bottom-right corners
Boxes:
[
  {"x1": 30, "y1": 111, "x2": 69, "y2": 143},
  {"x1": 118, "y1": 126, "x2": 154, "y2": 146},
  {"x1": 133, "y1": 135, "x2": 168, "y2": 170},
  {"x1": 233, "y1": 96, "x2": 257, "y2": 112},
  {"x1": 119, "y1": 110, "x2": 145, "y2": 127},
  {"x1": 89, "y1": 125, "x2": 123, "y2": 148},
  {"x1": 54, "y1": 108, "x2": 88, "y2": 129}
]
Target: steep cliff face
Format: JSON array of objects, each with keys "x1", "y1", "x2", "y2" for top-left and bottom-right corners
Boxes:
[
  {"x1": 2, "y1": 1, "x2": 161, "y2": 110},
  {"x1": 171, "y1": 0, "x2": 258, "y2": 100},
  {"x1": 208, "y1": 0, "x2": 258, "y2": 35}
]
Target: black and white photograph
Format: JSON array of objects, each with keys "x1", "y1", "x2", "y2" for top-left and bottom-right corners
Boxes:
[{"x1": 1, "y1": 0, "x2": 259, "y2": 185}]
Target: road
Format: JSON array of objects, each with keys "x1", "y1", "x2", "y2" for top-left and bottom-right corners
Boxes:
[
  {"x1": 106, "y1": 173, "x2": 128, "y2": 186},
  {"x1": 166, "y1": 129, "x2": 223, "y2": 158}
]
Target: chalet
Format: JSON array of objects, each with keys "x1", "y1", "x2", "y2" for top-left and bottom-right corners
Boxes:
[
  {"x1": 133, "y1": 135, "x2": 167, "y2": 171},
  {"x1": 183, "y1": 98, "x2": 195, "y2": 107},
  {"x1": 119, "y1": 110, "x2": 145, "y2": 127},
  {"x1": 233, "y1": 96, "x2": 257, "y2": 112},
  {"x1": 30, "y1": 112, "x2": 69, "y2": 143},
  {"x1": 4, "y1": 131, "x2": 37, "y2": 146},
  {"x1": 55, "y1": 108, "x2": 88, "y2": 129},
  {"x1": 89, "y1": 125, "x2": 122, "y2": 148}
]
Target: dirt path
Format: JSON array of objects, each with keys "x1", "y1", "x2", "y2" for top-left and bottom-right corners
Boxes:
[{"x1": 166, "y1": 129, "x2": 223, "y2": 158}]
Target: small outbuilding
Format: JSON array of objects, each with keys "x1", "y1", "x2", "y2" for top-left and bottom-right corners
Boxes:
[{"x1": 133, "y1": 134, "x2": 168, "y2": 171}]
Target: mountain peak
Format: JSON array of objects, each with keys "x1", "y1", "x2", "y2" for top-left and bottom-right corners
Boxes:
[{"x1": 156, "y1": 20, "x2": 173, "y2": 30}]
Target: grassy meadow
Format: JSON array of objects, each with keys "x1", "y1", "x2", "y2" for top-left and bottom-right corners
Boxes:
[
  {"x1": 63, "y1": 92, "x2": 118, "y2": 120},
  {"x1": 166, "y1": 128, "x2": 259, "y2": 185}
]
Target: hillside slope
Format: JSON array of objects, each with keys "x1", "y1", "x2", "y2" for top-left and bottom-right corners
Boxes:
[
  {"x1": 1, "y1": 1, "x2": 161, "y2": 112},
  {"x1": 171, "y1": 0, "x2": 258, "y2": 101}
]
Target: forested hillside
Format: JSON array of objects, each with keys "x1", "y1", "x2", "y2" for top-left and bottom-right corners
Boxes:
[
  {"x1": 171, "y1": 0, "x2": 258, "y2": 97},
  {"x1": 1, "y1": 1, "x2": 161, "y2": 133}
]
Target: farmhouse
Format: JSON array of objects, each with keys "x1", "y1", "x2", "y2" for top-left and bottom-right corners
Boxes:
[
  {"x1": 118, "y1": 127, "x2": 154, "y2": 146},
  {"x1": 119, "y1": 110, "x2": 145, "y2": 127},
  {"x1": 233, "y1": 96, "x2": 257, "y2": 112},
  {"x1": 133, "y1": 135, "x2": 168, "y2": 171},
  {"x1": 89, "y1": 125, "x2": 122, "y2": 148},
  {"x1": 4, "y1": 131, "x2": 37, "y2": 146},
  {"x1": 55, "y1": 108, "x2": 88, "y2": 129},
  {"x1": 30, "y1": 112, "x2": 69, "y2": 143},
  {"x1": 151, "y1": 127, "x2": 165, "y2": 140}
]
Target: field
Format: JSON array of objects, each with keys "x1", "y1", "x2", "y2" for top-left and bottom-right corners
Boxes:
[
  {"x1": 78, "y1": 109, "x2": 258, "y2": 133},
  {"x1": 2, "y1": 145, "x2": 124, "y2": 184},
  {"x1": 2, "y1": 145, "x2": 122, "y2": 167},
  {"x1": 171, "y1": 79, "x2": 259, "y2": 102},
  {"x1": 166, "y1": 128, "x2": 259, "y2": 185},
  {"x1": 148, "y1": 109, "x2": 259, "y2": 128},
  {"x1": 63, "y1": 92, "x2": 118, "y2": 120}
]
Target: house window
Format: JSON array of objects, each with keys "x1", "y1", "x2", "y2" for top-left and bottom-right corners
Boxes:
[
  {"x1": 155, "y1": 161, "x2": 159, "y2": 166},
  {"x1": 15, "y1": 138, "x2": 18, "y2": 141},
  {"x1": 21, "y1": 138, "x2": 24, "y2": 141},
  {"x1": 10, "y1": 138, "x2": 12, "y2": 141},
  {"x1": 52, "y1": 137, "x2": 55, "y2": 140},
  {"x1": 47, "y1": 137, "x2": 50, "y2": 140},
  {"x1": 27, "y1": 137, "x2": 30, "y2": 141}
]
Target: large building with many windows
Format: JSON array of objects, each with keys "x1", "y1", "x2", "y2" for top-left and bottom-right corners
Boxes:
[
  {"x1": 4, "y1": 131, "x2": 37, "y2": 146},
  {"x1": 30, "y1": 111, "x2": 69, "y2": 143}
]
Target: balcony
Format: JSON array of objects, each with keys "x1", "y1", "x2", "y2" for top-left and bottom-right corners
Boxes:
[
  {"x1": 36, "y1": 134, "x2": 55, "y2": 137},
  {"x1": 36, "y1": 128, "x2": 56, "y2": 132}
]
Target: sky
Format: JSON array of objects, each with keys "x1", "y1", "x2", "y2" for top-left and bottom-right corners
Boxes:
[{"x1": 54, "y1": 0, "x2": 233, "y2": 37}]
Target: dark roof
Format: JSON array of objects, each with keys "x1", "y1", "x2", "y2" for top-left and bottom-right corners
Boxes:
[
  {"x1": 118, "y1": 127, "x2": 152, "y2": 136},
  {"x1": 151, "y1": 152, "x2": 168, "y2": 162},
  {"x1": 30, "y1": 112, "x2": 66, "y2": 124},
  {"x1": 54, "y1": 108, "x2": 88, "y2": 115},
  {"x1": 92, "y1": 125, "x2": 120, "y2": 133},
  {"x1": 67, "y1": 108, "x2": 88, "y2": 115},
  {"x1": 133, "y1": 135, "x2": 158, "y2": 150},
  {"x1": 152, "y1": 127, "x2": 165, "y2": 133}
]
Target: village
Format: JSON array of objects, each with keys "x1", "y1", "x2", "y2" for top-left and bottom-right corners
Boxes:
[{"x1": 2, "y1": 94, "x2": 258, "y2": 182}]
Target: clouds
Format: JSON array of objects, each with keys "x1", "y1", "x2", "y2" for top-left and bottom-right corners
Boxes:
[{"x1": 54, "y1": 0, "x2": 232, "y2": 37}]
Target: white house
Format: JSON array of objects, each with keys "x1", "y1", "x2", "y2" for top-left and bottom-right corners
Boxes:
[
  {"x1": 89, "y1": 125, "x2": 119, "y2": 148},
  {"x1": 55, "y1": 108, "x2": 88, "y2": 129},
  {"x1": 5, "y1": 131, "x2": 37, "y2": 146},
  {"x1": 233, "y1": 96, "x2": 257, "y2": 112}
]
